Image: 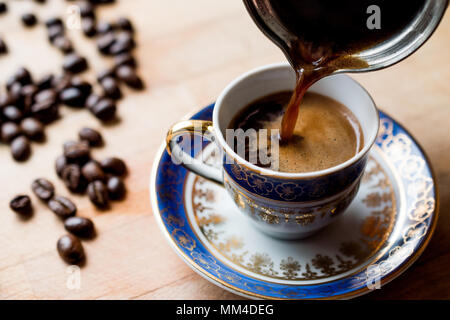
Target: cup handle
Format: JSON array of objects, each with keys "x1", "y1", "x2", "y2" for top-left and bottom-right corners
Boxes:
[{"x1": 166, "y1": 120, "x2": 224, "y2": 185}]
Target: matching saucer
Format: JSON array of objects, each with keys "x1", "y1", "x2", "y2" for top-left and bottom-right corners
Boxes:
[{"x1": 150, "y1": 103, "x2": 438, "y2": 299}]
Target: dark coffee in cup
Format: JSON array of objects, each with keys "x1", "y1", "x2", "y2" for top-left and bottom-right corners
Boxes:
[{"x1": 229, "y1": 91, "x2": 364, "y2": 173}]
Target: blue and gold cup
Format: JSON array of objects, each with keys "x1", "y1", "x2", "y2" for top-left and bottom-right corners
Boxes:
[{"x1": 167, "y1": 63, "x2": 379, "y2": 239}]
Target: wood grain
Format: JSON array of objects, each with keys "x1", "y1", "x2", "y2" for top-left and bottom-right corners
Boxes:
[{"x1": 0, "y1": 0, "x2": 449, "y2": 300}]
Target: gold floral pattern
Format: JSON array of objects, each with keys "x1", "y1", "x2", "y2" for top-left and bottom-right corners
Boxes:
[{"x1": 189, "y1": 156, "x2": 397, "y2": 280}]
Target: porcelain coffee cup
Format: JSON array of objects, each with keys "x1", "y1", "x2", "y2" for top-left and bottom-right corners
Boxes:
[{"x1": 166, "y1": 62, "x2": 379, "y2": 239}]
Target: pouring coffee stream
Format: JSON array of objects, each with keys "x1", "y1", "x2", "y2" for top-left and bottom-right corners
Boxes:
[{"x1": 243, "y1": 0, "x2": 448, "y2": 141}]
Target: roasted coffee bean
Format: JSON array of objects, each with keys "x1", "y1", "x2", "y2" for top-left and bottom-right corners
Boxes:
[
  {"x1": 89, "y1": 98, "x2": 116, "y2": 121},
  {"x1": 53, "y1": 36, "x2": 73, "y2": 54},
  {"x1": 116, "y1": 17, "x2": 133, "y2": 32},
  {"x1": 45, "y1": 17, "x2": 63, "y2": 28},
  {"x1": 79, "y1": 1, "x2": 95, "y2": 18},
  {"x1": 0, "y1": 37, "x2": 7, "y2": 55},
  {"x1": 47, "y1": 24, "x2": 64, "y2": 43},
  {"x1": 100, "y1": 157, "x2": 127, "y2": 176},
  {"x1": 86, "y1": 93, "x2": 101, "y2": 109},
  {"x1": 21, "y1": 13, "x2": 38, "y2": 27},
  {"x1": 7, "y1": 83, "x2": 22, "y2": 108},
  {"x1": 109, "y1": 32, "x2": 135, "y2": 55},
  {"x1": 34, "y1": 89, "x2": 57, "y2": 104},
  {"x1": 114, "y1": 53, "x2": 136, "y2": 69},
  {"x1": 70, "y1": 77, "x2": 92, "y2": 97},
  {"x1": 52, "y1": 74, "x2": 72, "y2": 93},
  {"x1": 1, "y1": 122, "x2": 21, "y2": 143},
  {"x1": 97, "y1": 32, "x2": 116, "y2": 54},
  {"x1": 96, "y1": 20, "x2": 114, "y2": 34},
  {"x1": 82, "y1": 17, "x2": 96, "y2": 37},
  {"x1": 20, "y1": 117, "x2": 44, "y2": 141},
  {"x1": 116, "y1": 65, "x2": 144, "y2": 89},
  {"x1": 55, "y1": 155, "x2": 67, "y2": 177},
  {"x1": 31, "y1": 178, "x2": 54, "y2": 201},
  {"x1": 31, "y1": 100, "x2": 58, "y2": 123},
  {"x1": 78, "y1": 127, "x2": 102, "y2": 146},
  {"x1": 97, "y1": 68, "x2": 115, "y2": 83},
  {"x1": 63, "y1": 140, "x2": 90, "y2": 162},
  {"x1": 48, "y1": 196, "x2": 77, "y2": 219},
  {"x1": 9, "y1": 195, "x2": 32, "y2": 215},
  {"x1": 36, "y1": 74, "x2": 54, "y2": 91},
  {"x1": 20, "y1": 84, "x2": 38, "y2": 110},
  {"x1": 60, "y1": 87, "x2": 85, "y2": 107},
  {"x1": 82, "y1": 161, "x2": 105, "y2": 182},
  {"x1": 100, "y1": 77, "x2": 121, "y2": 100},
  {"x1": 87, "y1": 180, "x2": 109, "y2": 208},
  {"x1": 106, "y1": 176, "x2": 125, "y2": 200},
  {"x1": 13, "y1": 67, "x2": 33, "y2": 86},
  {"x1": 57, "y1": 234, "x2": 85, "y2": 265},
  {"x1": 34, "y1": 0, "x2": 46, "y2": 4},
  {"x1": 61, "y1": 164, "x2": 86, "y2": 192},
  {"x1": 62, "y1": 53, "x2": 88, "y2": 74},
  {"x1": 0, "y1": 2, "x2": 7, "y2": 14},
  {"x1": 11, "y1": 136, "x2": 30, "y2": 161},
  {"x1": 3, "y1": 105, "x2": 23, "y2": 122},
  {"x1": 64, "y1": 216, "x2": 95, "y2": 238}
]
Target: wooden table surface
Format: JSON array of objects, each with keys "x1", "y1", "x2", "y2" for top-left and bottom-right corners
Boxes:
[{"x1": 0, "y1": 0, "x2": 449, "y2": 300}]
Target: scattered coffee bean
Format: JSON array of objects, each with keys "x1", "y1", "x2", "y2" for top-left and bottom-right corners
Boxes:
[
  {"x1": 64, "y1": 216, "x2": 95, "y2": 238},
  {"x1": 116, "y1": 65, "x2": 144, "y2": 89},
  {"x1": 20, "y1": 84, "x2": 38, "y2": 110},
  {"x1": 116, "y1": 17, "x2": 133, "y2": 32},
  {"x1": 3, "y1": 105, "x2": 23, "y2": 122},
  {"x1": 57, "y1": 234, "x2": 85, "y2": 265},
  {"x1": 96, "y1": 20, "x2": 114, "y2": 34},
  {"x1": 60, "y1": 87, "x2": 85, "y2": 107},
  {"x1": 21, "y1": 13, "x2": 38, "y2": 27},
  {"x1": 52, "y1": 74, "x2": 72, "y2": 93},
  {"x1": 61, "y1": 164, "x2": 86, "y2": 193},
  {"x1": 20, "y1": 118, "x2": 44, "y2": 141},
  {"x1": 82, "y1": 17, "x2": 96, "y2": 37},
  {"x1": 45, "y1": 17, "x2": 63, "y2": 28},
  {"x1": 34, "y1": 0, "x2": 46, "y2": 4},
  {"x1": 0, "y1": 37, "x2": 7, "y2": 55},
  {"x1": 47, "y1": 24, "x2": 64, "y2": 43},
  {"x1": 109, "y1": 32, "x2": 135, "y2": 55},
  {"x1": 87, "y1": 180, "x2": 109, "y2": 208},
  {"x1": 78, "y1": 127, "x2": 102, "y2": 146},
  {"x1": 70, "y1": 77, "x2": 92, "y2": 97},
  {"x1": 86, "y1": 93, "x2": 101, "y2": 109},
  {"x1": 64, "y1": 140, "x2": 90, "y2": 163},
  {"x1": 11, "y1": 135, "x2": 31, "y2": 161},
  {"x1": 55, "y1": 155, "x2": 67, "y2": 177},
  {"x1": 13, "y1": 67, "x2": 33, "y2": 86},
  {"x1": 11, "y1": 136, "x2": 31, "y2": 161},
  {"x1": 1, "y1": 122, "x2": 21, "y2": 143},
  {"x1": 106, "y1": 176, "x2": 125, "y2": 200},
  {"x1": 97, "y1": 32, "x2": 116, "y2": 54},
  {"x1": 31, "y1": 99, "x2": 58, "y2": 123},
  {"x1": 89, "y1": 98, "x2": 116, "y2": 121},
  {"x1": 82, "y1": 160, "x2": 105, "y2": 182},
  {"x1": 97, "y1": 68, "x2": 115, "y2": 82},
  {"x1": 114, "y1": 53, "x2": 136, "y2": 69},
  {"x1": 0, "y1": 2, "x2": 7, "y2": 15},
  {"x1": 78, "y1": 1, "x2": 95, "y2": 18},
  {"x1": 48, "y1": 196, "x2": 77, "y2": 219},
  {"x1": 36, "y1": 74, "x2": 54, "y2": 91},
  {"x1": 62, "y1": 53, "x2": 88, "y2": 74},
  {"x1": 10, "y1": 195, "x2": 33, "y2": 215},
  {"x1": 34, "y1": 89, "x2": 57, "y2": 104},
  {"x1": 53, "y1": 36, "x2": 73, "y2": 54},
  {"x1": 100, "y1": 77, "x2": 121, "y2": 100},
  {"x1": 31, "y1": 178, "x2": 55, "y2": 201},
  {"x1": 100, "y1": 157, "x2": 127, "y2": 176}
]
